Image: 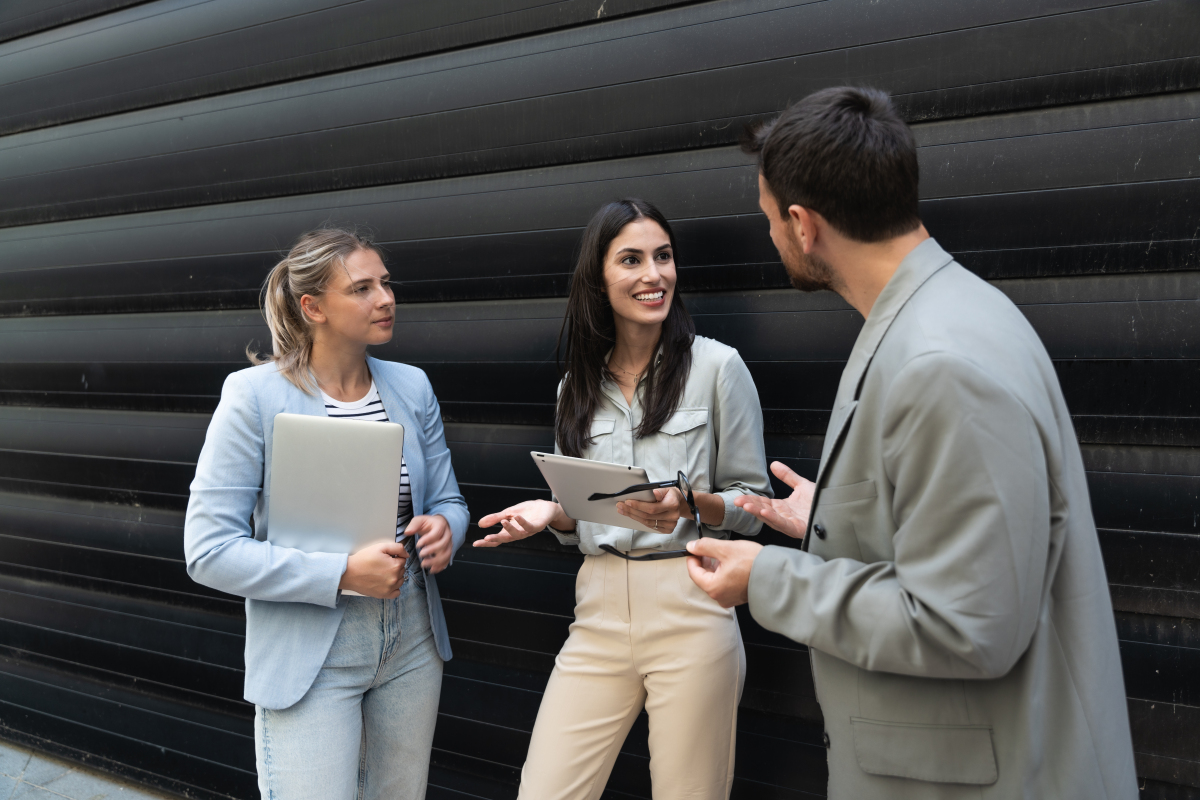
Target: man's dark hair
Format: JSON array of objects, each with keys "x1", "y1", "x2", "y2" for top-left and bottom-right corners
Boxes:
[{"x1": 743, "y1": 87, "x2": 920, "y2": 243}]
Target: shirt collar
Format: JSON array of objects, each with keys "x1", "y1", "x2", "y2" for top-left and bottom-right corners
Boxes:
[
  {"x1": 601, "y1": 344, "x2": 664, "y2": 383},
  {"x1": 600, "y1": 343, "x2": 665, "y2": 411}
]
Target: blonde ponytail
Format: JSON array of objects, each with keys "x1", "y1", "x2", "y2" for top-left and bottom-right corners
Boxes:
[{"x1": 247, "y1": 227, "x2": 382, "y2": 393}]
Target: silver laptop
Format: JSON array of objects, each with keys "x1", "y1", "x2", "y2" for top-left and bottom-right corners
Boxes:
[{"x1": 267, "y1": 412, "x2": 404, "y2": 554}]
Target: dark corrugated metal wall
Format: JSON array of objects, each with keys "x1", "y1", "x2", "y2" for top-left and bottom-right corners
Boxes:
[{"x1": 0, "y1": 1, "x2": 1196, "y2": 797}]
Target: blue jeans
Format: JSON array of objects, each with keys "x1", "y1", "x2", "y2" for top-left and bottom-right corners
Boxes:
[{"x1": 254, "y1": 578, "x2": 442, "y2": 799}]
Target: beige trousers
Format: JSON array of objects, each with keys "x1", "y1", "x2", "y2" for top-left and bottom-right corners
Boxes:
[{"x1": 518, "y1": 550, "x2": 746, "y2": 800}]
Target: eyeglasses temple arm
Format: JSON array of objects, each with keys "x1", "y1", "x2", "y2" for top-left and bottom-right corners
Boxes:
[{"x1": 588, "y1": 480, "x2": 674, "y2": 502}]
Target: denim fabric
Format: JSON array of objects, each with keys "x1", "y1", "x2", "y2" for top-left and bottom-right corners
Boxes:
[
  {"x1": 402, "y1": 535, "x2": 426, "y2": 589},
  {"x1": 254, "y1": 578, "x2": 442, "y2": 800}
]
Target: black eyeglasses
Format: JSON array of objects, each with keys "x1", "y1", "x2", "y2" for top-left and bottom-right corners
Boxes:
[{"x1": 588, "y1": 471, "x2": 700, "y2": 561}]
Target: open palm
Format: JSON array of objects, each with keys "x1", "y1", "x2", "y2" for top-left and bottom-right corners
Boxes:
[
  {"x1": 733, "y1": 461, "x2": 816, "y2": 539},
  {"x1": 474, "y1": 500, "x2": 560, "y2": 548}
]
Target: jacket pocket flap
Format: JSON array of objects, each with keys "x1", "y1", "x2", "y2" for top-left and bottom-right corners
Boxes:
[
  {"x1": 819, "y1": 479, "x2": 877, "y2": 507},
  {"x1": 850, "y1": 718, "x2": 997, "y2": 785},
  {"x1": 660, "y1": 408, "x2": 708, "y2": 435},
  {"x1": 590, "y1": 418, "x2": 616, "y2": 436}
]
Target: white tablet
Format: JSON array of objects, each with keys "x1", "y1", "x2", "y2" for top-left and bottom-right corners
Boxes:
[
  {"x1": 531, "y1": 451, "x2": 659, "y2": 533},
  {"x1": 268, "y1": 413, "x2": 404, "y2": 555}
]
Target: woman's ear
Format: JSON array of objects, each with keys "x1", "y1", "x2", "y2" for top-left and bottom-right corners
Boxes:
[{"x1": 300, "y1": 294, "x2": 325, "y2": 324}]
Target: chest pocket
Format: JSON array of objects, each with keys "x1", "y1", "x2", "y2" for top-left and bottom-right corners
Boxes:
[
  {"x1": 811, "y1": 478, "x2": 878, "y2": 560},
  {"x1": 658, "y1": 407, "x2": 709, "y2": 477},
  {"x1": 587, "y1": 418, "x2": 616, "y2": 462}
]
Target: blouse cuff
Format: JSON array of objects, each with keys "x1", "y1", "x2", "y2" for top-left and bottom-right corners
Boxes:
[
  {"x1": 716, "y1": 490, "x2": 763, "y2": 535},
  {"x1": 546, "y1": 524, "x2": 581, "y2": 546}
]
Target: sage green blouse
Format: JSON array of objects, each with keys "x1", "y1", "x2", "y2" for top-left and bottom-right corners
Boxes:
[{"x1": 550, "y1": 335, "x2": 773, "y2": 555}]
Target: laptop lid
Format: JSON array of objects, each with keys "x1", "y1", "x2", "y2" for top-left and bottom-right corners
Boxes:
[{"x1": 267, "y1": 412, "x2": 404, "y2": 554}]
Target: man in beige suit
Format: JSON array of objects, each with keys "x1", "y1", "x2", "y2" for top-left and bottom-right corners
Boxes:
[{"x1": 687, "y1": 87, "x2": 1138, "y2": 798}]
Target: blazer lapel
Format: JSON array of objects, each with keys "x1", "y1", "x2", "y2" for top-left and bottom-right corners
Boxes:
[
  {"x1": 803, "y1": 239, "x2": 954, "y2": 546},
  {"x1": 814, "y1": 399, "x2": 859, "y2": 491},
  {"x1": 369, "y1": 359, "x2": 425, "y2": 516},
  {"x1": 832, "y1": 238, "x2": 955, "y2": 415},
  {"x1": 258, "y1": 369, "x2": 325, "y2": 539}
]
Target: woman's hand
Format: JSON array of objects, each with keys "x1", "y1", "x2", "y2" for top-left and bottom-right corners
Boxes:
[
  {"x1": 617, "y1": 488, "x2": 687, "y2": 532},
  {"x1": 340, "y1": 541, "x2": 408, "y2": 598},
  {"x1": 618, "y1": 487, "x2": 727, "y2": 531},
  {"x1": 475, "y1": 500, "x2": 571, "y2": 547},
  {"x1": 733, "y1": 461, "x2": 815, "y2": 539},
  {"x1": 408, "y1": 514, "x2": 453, "y2": 574}
]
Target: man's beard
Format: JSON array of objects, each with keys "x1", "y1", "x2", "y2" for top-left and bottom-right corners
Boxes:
[{"x1": 781, "y1": 234, "x2": 837, "y2": 293}]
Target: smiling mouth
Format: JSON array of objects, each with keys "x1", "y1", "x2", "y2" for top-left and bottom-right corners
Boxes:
[{"x1": 634, "y1": 290, "x2": 665, "y2": 303}]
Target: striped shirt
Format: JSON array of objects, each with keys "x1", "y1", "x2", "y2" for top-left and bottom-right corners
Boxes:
[{"x1": 321, "y1": 383, "x2": 419, "y2": 577}]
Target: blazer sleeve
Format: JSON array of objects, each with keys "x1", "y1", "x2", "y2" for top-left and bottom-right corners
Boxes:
[
  {"x1": 184, "y1": 371, "x2": 347, "y2": 607},
  {"x1": 417, "y1": 371, "x2": 470, "y2": 564},
  {"x1": 747, "y1": 352, "x2": 1051, "y2": 680},
  {"x1": 709, "y1": 350, "x2": 773, "y2": 535}
]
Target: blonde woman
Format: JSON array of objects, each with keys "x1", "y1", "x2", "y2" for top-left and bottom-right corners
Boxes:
[{"x1": 184, "y1": 228, "x2": 467, "y2": 799}]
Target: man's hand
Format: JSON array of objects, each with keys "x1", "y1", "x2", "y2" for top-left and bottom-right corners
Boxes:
[
  {"x1": 734, "y1": 461, "x2": 815, "y2": 539},
  {"x1": 686, "y1": 538, "x2": 763, "y2": 608},
  {"x1": 340, "y1": 541, "x2": 408, "y2": 598},
  {"x1": 408, "y1": 514, "x2": 453, "y2": 574}
]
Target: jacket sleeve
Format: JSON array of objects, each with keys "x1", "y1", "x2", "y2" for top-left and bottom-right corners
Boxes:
[
  {"x1": 184, "y1": 371, "x2": 347, "y2": 607},
  {"x1": 709, "y1": 350, "x2": 773, "y2": 535},
  {"x1": 417, "y1": 371, "x2": 470, "y2": 564},
  {"x1": 747, "y1": 352, "x2": 1051, "y2": 680}
]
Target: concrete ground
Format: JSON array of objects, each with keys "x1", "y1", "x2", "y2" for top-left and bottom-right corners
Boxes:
[{"x1": 0, "y1": 740, "x2": 175, "y2": 800}]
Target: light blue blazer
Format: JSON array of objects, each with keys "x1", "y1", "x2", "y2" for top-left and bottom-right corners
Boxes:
[{"x1": 184, "y1": 357, "x2": 469, "y2": 710}]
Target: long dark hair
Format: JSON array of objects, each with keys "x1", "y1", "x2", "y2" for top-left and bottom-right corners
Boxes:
[{"x1": 556, "y1": 198, "x2": 695, "y2": 458}]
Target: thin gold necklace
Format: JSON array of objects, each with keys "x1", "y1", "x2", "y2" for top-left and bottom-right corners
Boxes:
[{"x1": 611, "y1": 361, "x2": 648, "y2": 384}]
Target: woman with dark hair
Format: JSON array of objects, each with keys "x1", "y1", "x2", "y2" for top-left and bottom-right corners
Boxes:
[{"x1": 477, "y1": 199, "x2": 772, "y2": 799}]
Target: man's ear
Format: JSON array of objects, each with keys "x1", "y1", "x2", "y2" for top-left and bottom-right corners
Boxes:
[
  {"x1": 787, "y1": 205, "x2": 818, "y2": 254},
  {"x1": 300, "y1": 294, "x2": 325, "y2": 324}
]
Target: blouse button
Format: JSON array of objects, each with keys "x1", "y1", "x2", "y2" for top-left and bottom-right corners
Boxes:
[{"x1": 813, "y1": 523, "x2": 827, "y2": 540}]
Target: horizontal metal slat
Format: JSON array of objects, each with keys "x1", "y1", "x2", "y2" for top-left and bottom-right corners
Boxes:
[
  {"x1": 1128, "y1": 697, "x2": 1200, "y2": 788},
  {"x1": 0, "y1": 618, "x2": 243, "y2": 705},
  {"x1": 0, "y1": 652, "x2": 254, "y2": 765},
  {"x1": 0, "y1": 572, "x2": 243, "y2": 635},
  {"x1": 0, "y1": 489, "x2": 183, "y2": 559},
  {"x1": 5, "y1": 275, "x2": 1190, "y2": 373},
  {"x1": 0, "y1": 0, "x2": 146, "y2": 45},
  {"x1": 0, "y1": 1, "x2": 1195, "y2": 228},
  {"x1": 1, "y1": 134, "x2": 1197, "y2": 314},
  {"x1": 0, "y1": 0, "x2": 687, "y2": 135}
]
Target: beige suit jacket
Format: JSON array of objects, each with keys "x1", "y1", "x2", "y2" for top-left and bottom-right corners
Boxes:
[{"x1": 748, "y1": 239, "x2": 1137, "y2": 798}]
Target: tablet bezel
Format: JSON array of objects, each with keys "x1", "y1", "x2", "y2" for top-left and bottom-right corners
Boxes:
[{"x1": 531, "y1": 451, "x2": 661, "y2": 534}]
